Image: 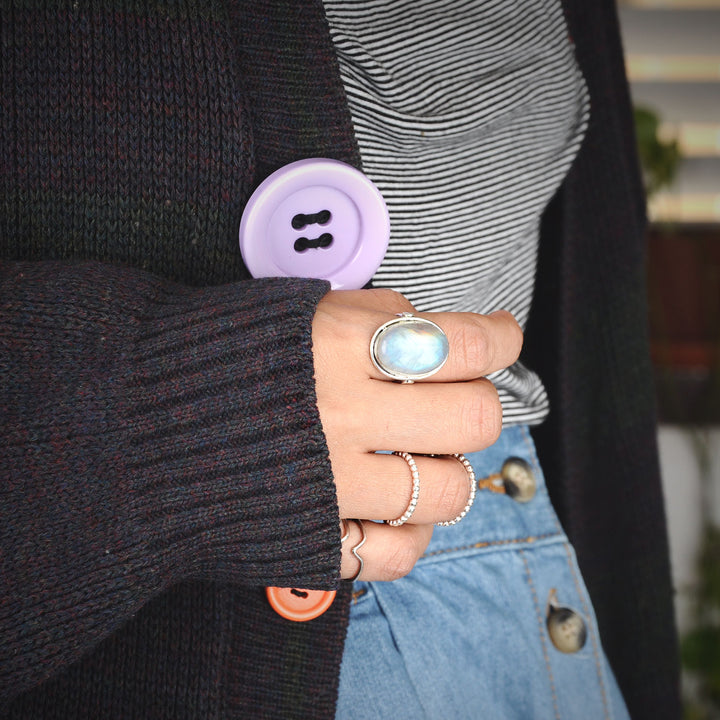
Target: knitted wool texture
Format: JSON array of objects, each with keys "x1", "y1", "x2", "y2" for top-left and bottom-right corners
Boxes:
[
  {"x1": 0, "y1": 0, "x2": 681, "y2": 718},
  {"x1": 525, "y1": 1, "x2": 681, "y2": 717},
  {"x1": 1, "y1": 0, "x2": 359, "y2": 717}
]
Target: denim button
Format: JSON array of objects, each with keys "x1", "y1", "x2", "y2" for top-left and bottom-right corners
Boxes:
[
  {"x1": 239, "y1": 158, "x2": 389, "y2": 289},
  {"x1": 546, "y1": 589, "x2": 588, "y2": 653},
  {"x1": 266, "y1": 586, "x2": 336, "y2": 622},
  {"x1": 501, "y1": 457, "x2": 536, "y2": 503}
]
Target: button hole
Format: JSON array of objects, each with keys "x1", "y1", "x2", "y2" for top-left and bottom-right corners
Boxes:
[
  {"x1": 292, "y1": 210, "x2": 332, "y2": 230},
  {"x1": 294, "y1": 233, "x2": 334, "y2": 252},
  {"x1": 290, "y1": 588, "x2": 309, "y2": 599}
]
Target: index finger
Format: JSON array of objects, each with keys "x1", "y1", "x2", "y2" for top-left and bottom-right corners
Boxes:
[{"x1": 370, "y1": 309, "x2": 523, "y2": 382}]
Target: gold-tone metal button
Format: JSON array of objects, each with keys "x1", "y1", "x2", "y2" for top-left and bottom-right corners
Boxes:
[{"x1": 500, "y1": 457, "x2": 536, "y2": 503}]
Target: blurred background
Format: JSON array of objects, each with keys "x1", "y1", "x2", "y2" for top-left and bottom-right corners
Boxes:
[{"x1": 617, "y1": 0, "x2": 720, "y2": 715}]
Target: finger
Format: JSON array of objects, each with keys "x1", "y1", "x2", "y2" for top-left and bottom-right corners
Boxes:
[
  {"x1": 340, "y1": 519, "x2": 434, "y2": 582},
  {"x1": 424, "y1": 309, "x2": 523, "y2": 380},
  {"x1": 365, "y1": 308, "x2": 522, "y2": 382},
  {"x1": 323, "y1": 306, "x2": 521, "y2": 382},
  {"x1": 375, "y1": 378, "x2": 503, "y2": 451},
  {"x1": 324, "y1": 376, "x2": 502, "y2": 455},
  {"x1": 335, "y1": 452, "x2": 476, "y2": 526},
  {"x1": 315, "y1": 288, "x2": 521, "y2": 381}
]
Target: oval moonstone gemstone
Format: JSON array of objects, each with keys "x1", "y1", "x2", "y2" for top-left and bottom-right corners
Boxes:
[{"x1": 372, "y1": 317, "x2": 449, "y2": 381}]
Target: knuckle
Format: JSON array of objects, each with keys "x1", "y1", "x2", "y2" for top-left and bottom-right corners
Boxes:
[
  {"x1": 456, "y1": 381, "x2": 502, "y2": 450},
  {"x1": 456, "y1": 317, "x2": 493, "y2": 370},
  {"x1": 381, "y1": 537, "x2": 421, "y2": 580},
  {"x1": 504, "y1": 312, "x2": 524, "y2": 362},
  {"x1": 370, "y1": 287, "x2": 415, "y2": 312},
  {"x1": 481, "y1": 383, "x2": 504, "y2": 445},
  {"x1": 433, "y1": 463, "x2": 470, "y2": 520}
]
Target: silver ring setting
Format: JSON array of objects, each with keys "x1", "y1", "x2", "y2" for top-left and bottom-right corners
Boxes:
[
  {"x1": 387, "y1": 451, "x2": 420, "y2": 526},
  {"x1": 349, "y1": 519, "x2": 366, "y2": 582},
  {"x1": 435, "y1": 453, "x2": 477, "y2": 526},
  {"x1": 370, "y1": 312, "x2": 449, "y2": 383}
]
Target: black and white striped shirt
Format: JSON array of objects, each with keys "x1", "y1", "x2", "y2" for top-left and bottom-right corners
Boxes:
[{"x1": 323, "y1": 0, "x2": 588, "y2": 425}]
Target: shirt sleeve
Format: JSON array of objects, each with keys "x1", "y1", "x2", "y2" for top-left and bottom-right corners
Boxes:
[{"x1": 0, "y1": 259, "x2": 340, "y2": 705}]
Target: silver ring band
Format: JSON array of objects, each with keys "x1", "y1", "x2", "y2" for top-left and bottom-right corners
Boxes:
[
  {"x1": 340, "y1": 519, "x2": 350, "y2": 544},
  {"x1": 387, "y1": 451, "x2": 420, "y2": 527},
  {"x1": 349, "y1": 519, "x2": 366, "y2": 582},
  {"x1": 435, "y1": 453, "x2": 477, "y2": 526}
]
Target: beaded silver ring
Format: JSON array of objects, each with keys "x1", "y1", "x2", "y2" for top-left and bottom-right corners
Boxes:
[
  {"x1": 435, "y1": 453, "x2": 476, "y2": 526},
  {"x1": 387, "y1": 451, "x2": 420, "y2": 527}
]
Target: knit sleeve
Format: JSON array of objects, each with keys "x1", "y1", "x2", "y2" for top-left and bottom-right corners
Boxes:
[{"x1": 0, "y1": 259, "x2": 339, "y2": 704}]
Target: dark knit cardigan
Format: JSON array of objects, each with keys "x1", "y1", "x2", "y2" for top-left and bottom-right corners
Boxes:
[
  {"x1": 0, "y1": 1, "x2": 680, "y2": 718},
  {"x1": 526, "y1": 3, "x2": 681, "y2": 718}
]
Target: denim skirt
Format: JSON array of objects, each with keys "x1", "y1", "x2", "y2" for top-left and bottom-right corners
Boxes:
[{"x1": 336, "y1": 425, "x2": 630, "y2": 719}]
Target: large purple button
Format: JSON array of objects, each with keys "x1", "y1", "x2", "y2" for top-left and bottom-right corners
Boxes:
[{"x1": 239, "y1": 159, "x2": 390, "y2": 289}]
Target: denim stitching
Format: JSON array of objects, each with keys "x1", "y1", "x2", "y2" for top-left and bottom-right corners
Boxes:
[
  {"x1": 519, "y1": 425, "x2": 562, "y2": 534},
  {"x1": 420, "y1": 427, "x2": 562, "y2": 559},
  {"x1": 422, "y1": 530, "x2": 562, "y2": 559},
  {"x1": 561, "y1": 543, "x2": 612, "y2": 719},
  {"x1": 520, "y1": 426, "x2": 610, "y2": 716},
  {"x1": 520, "y1": 548, "x2": 561, "y2": 720}
]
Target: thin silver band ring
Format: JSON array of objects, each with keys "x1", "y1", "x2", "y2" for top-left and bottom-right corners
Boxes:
[
  {"x1": 349, "y1": 519, "x2": 366, "y2": 582},
  {"x1": 340, "y1": 519, "x2": 350, "y2": 544},
  {"x1": 435, "y1": 453, "x2": 476, "y2": 526},
  {"x1": 387, "y1": 451, "x2": 420, "y2": 527}
]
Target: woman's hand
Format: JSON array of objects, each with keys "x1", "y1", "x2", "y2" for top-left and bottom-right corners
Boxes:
[{"x1": 312, "y1": 288, "x2": 523, "y2": 582}]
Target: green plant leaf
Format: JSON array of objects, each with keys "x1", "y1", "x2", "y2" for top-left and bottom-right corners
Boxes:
[{"x1": 633, "y1": 105, "x2": 681, "y2": 198}]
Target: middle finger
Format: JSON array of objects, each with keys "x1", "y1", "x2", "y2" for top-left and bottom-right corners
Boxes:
[{"x1": 337, "y1": 377, "x2": 503, "y2": 455}]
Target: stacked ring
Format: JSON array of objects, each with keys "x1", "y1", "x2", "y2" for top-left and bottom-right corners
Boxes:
[
  {"x1": 349, "y1": 520, "x2": 366, "y2": 582},
  {"x1": 435, "y1": 453, "x2": 476, "y2": 526},
  {"x1": 340, "y1": 519, "x2": 350, "y2": 544},
  {"x1": 387, "y1": 451, "x2": 420, "y2": 527},
  {"x1": 341, "y1": 519, "x2": 366, "y2": 582}
]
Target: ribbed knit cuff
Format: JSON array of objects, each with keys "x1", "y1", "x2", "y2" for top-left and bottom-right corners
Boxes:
[
  {"x1": 118, "y1": 272, "x2": 339, "y2": 589},
  {"x1": 2, "y1": 260, "x2": 339, "y2": 619},
  {"x1": 1, "y1": 258, "x2": 339, "y2": 705}
]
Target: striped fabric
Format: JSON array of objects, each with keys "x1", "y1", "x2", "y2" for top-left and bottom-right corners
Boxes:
[{"x1": 323, "y1": 0, "x2": 588, "y2": 425}]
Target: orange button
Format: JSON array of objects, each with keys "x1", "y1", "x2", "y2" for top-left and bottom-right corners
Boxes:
[{"x1": 266, "y1": 586, "x2": 336, "y2": 622}]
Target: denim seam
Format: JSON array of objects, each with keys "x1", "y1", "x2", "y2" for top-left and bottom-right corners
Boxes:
[
  {"x1": 520, "y1": 424, "x2": 562, "y2": 535},
  {"x1": 421, "y1": 530, "x2": 564, "y2": 560},
  {"x1": 561, "y1": 543, "x2": 612, "y2": 720},
  {"x1": 520, "y1": 548, "x2": 562, "y2": 720},
  {"x1": 352, "y1": 532, "x2": 566, "y2": 602}
]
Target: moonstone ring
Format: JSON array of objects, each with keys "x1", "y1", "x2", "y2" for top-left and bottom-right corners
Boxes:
[{"x1": 370, "y1": 312, "x2": 449, "y2": 383}]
